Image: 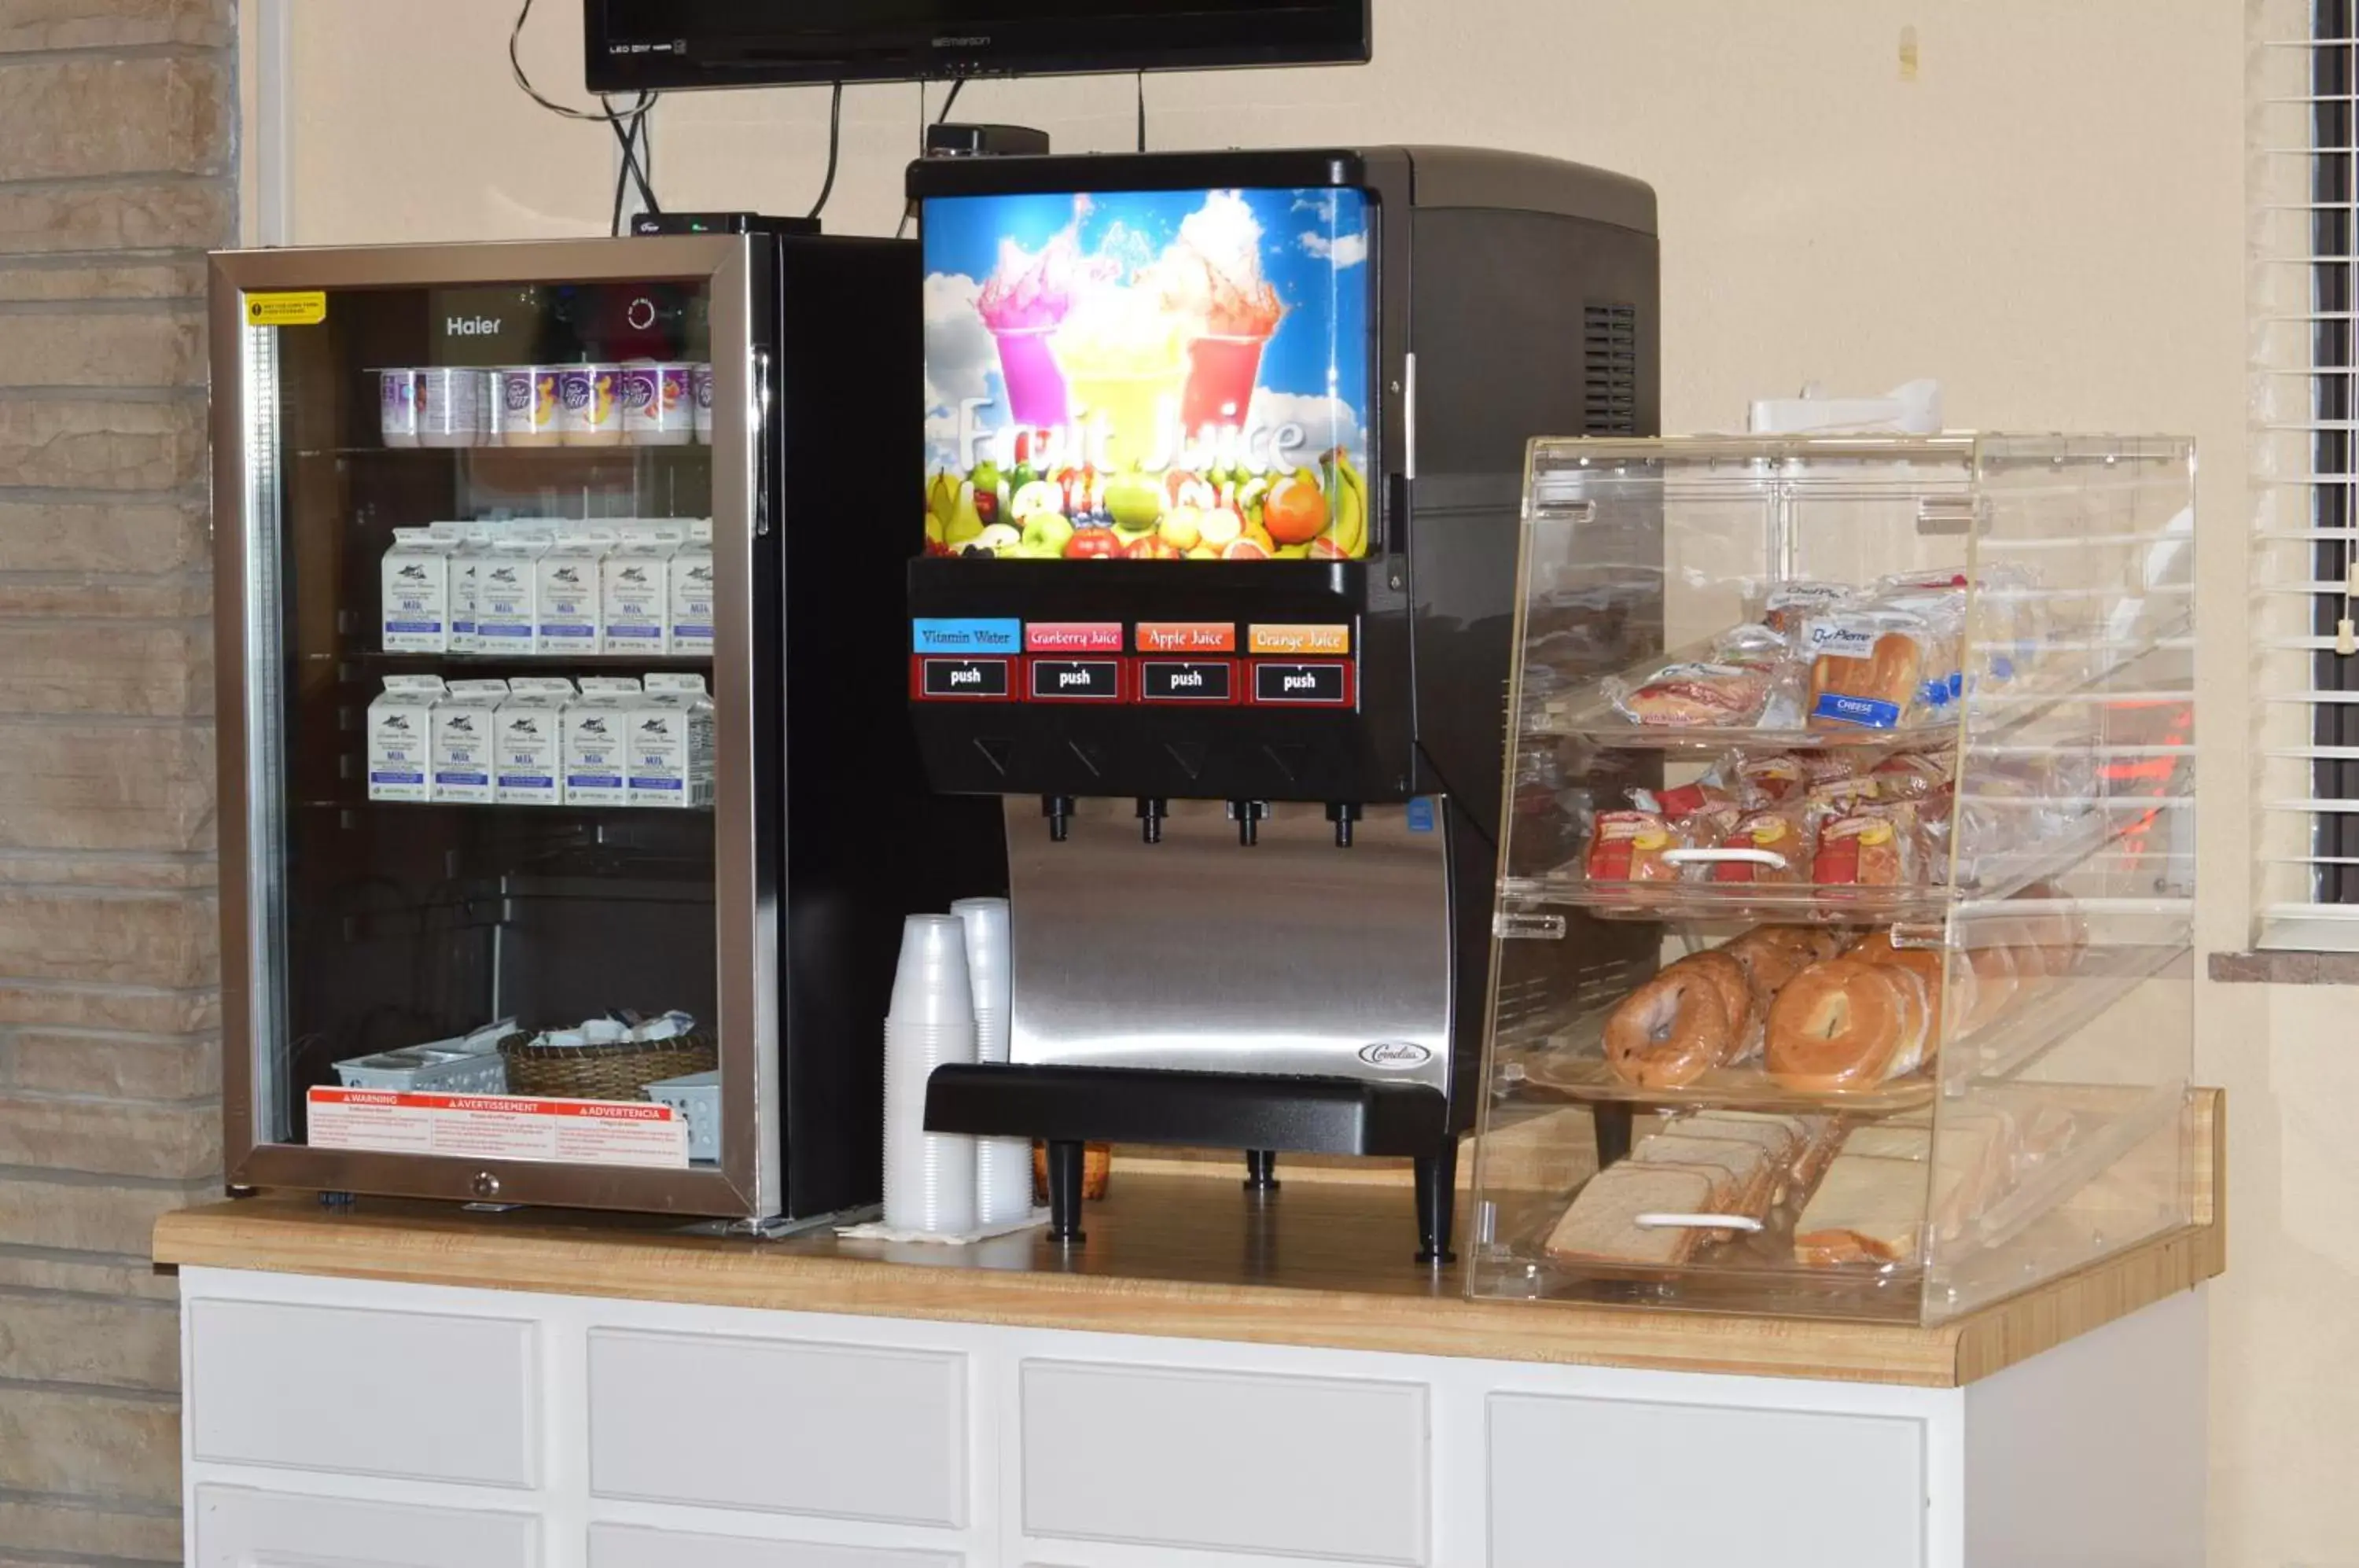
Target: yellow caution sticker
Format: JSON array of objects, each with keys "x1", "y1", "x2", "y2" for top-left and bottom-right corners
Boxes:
[{"x1": 245, "y1": 291, "x2": 326, "y2": 326}]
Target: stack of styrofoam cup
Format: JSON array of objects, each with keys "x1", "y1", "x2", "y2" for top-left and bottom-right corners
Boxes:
[
  {"x1": 953, "y1": 896, "x2": 1033, "y2": 1226},
  {"x1": 881, "y1": 914, "x2": 977, "y2": 1234}
]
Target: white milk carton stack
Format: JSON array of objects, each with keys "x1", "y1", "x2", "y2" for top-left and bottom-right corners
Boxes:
[
  {"x1": 381, "y1": 528, "x2": 455, "y2": 653},
  {"x1": 476, "y1": 534, "x2": 550, "y2": 654},
  {"x1": 495, "y1": 677, "x2": 574, "y2": 805},
  {"x1": 669, "y1": 521, "x2": 715, "y2": 656},
  {"x1": 601, "y1": 528, "x2": 679, "y2": 655},
  {"x1": 446, "y1": 525, "x2": 495, "y2": 653},
  {"x1": 430, "y1": 679, "x2": 508, "y2": 804},
  {"x1": 629, "y1": 673, "x2": 716, "y2": 810},
  {"x1": 366, "y1": 675, "x2": 444, "y2": 801},
  {"x1": 563, "y1": 676, "x2": 641, "y2": 808},
  {"x1": 536, "y1": 532, "x2": 609, "y2": 653}
]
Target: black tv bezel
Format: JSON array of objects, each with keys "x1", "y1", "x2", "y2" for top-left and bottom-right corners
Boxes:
[{"x1": 582, "y1": 0, "x2": 1371, "y2": 93}]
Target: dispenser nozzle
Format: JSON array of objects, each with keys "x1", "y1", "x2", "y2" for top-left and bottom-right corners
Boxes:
[
  {"x1": 1136, "y1": 797, "x2": 1168, "y2": 845},
  {"x1": 1043, "y1": 794, "x2": 1076, "y2": 843},
  {"x1": 1227, "y1": 799, "x2": 1268, "y2": 848},
  {"x1": 1327, "y1": 801, "x2": 1362, "y2": 848}
]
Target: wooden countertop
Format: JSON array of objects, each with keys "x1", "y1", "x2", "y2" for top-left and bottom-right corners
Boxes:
[{"x1": 154, "y1": 1090, "x2": 2224, "y2": 1389}]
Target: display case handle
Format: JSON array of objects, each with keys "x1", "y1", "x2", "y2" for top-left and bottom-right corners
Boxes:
[
  {"x1": 752, "y1": 346, "x2": 774, "y2": 537},
  {"x1": 1633, "y1": 1213, "x2": 1765, "y2": 1232},
  {"x1": 1493, "y1": 911, "x2": 1568, "y2": 940},
  {"x1": 1662, "y1": 847, "x2": 1790, "y2": 870}
]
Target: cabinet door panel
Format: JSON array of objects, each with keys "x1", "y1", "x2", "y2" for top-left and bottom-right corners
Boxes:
[
  {"x1": 193, "y1": 1485, "x2": 538, "y2": 1568},
  {"x1": 1021, "y1": 1359, "x2": 1429, "y2": 1565},
  {"x1": 1488, "y1": 1393, "x2": 1925, "y2": 1568},
  {"x1": 590, "y1": 1523, "x2": 959, "y2": 1567}
]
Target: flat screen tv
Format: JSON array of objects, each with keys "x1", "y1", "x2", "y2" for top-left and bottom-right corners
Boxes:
[{"x1": 583, "y1": 0, "x2": 1371, "y2": 93}]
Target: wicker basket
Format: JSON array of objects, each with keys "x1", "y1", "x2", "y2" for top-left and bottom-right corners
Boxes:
[{"x1": 496, "y1": 1030, "x2": 718, "y2": 1101}]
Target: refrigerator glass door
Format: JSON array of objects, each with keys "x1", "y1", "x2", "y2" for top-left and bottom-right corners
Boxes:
[{"x1": 213, "y1": 238, "x2": 772, "y2": 1215}]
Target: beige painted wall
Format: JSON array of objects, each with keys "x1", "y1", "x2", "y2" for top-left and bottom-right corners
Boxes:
[{"x1": 263, "y1": 2, "x2": 2334, "y2": 1561}]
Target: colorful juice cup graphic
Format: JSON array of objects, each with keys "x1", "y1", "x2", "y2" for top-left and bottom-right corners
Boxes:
[
  {"x1": 1157, "y1": 191, "x2": 1287, "y2": 435},
  {"x1": 977, "y1": 230, "x2": 1099, "y2": 429},
  {"x1": 1055, "y1": 287, "x2": 1186, "y2": 470}
]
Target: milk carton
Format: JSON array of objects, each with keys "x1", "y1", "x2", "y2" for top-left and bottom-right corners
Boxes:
[
  {"x1": 476, "y1": 534, "x2": 550, "y2": 654},
  {"x1": 366, "y1": 675, "x2": 445, "y2": 802},
  {"x1": 669, "y1": 521, "x2": 715, "y2": 655},
  {"x1": 601, "y1": 529, "x2": 679, "y2": 655},
  {"x1": 536, "y1": 532, "x2": 609, "y2": 651},
  {"x1": 563, "y1": 677, "x2": 642, "y2": 808},
  {"x1": 494, "y1": 677, "x2": 575, "y2": 806},
  {"x1": 628, "y1": 673, "x2": 716, "y2": 810},
  {"x1": 446, "y1": 526, "x2": 494, "y2": 653},
  {"x1": 430, "y1": 679, "x2": 508, "y2": 804},
  {"x1": 380, "y1": 528, "x2": 455, "y2": 652}
]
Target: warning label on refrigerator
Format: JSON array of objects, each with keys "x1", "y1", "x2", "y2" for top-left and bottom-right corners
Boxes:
[{"x1": 306, "y1": 1088, "x2": 689, "y2": 1169}]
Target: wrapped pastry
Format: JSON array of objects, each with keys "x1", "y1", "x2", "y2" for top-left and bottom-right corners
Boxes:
[
  {"x1": 1705, "y1": 808, "x2": 1813, "y2": 885},
  {"x1": 1869, "y1": 751, "x2": 1952, "y2": 801},
  {"x1": 1735, "y1": 753, "x2": 1808, "y2": 805},
  {"x1": 1816, "y1": 809, "x2": 1914, "y2": 887},
  {"x1": 1610, "y1": 658, "x2": 1776, "y2": 727},
  {"x1": 1761, "y1": 580, "x2": 1856, "y2": 639}
]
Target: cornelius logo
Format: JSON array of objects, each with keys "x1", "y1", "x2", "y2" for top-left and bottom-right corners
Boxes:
[{"x1": 1357, "y1": 1041, "x2": 1432, "y2": 1070}]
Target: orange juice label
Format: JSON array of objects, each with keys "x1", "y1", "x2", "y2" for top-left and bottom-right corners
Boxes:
[{"x1": 1248, "y1": 623, "x2": 1351, "y2": 656}]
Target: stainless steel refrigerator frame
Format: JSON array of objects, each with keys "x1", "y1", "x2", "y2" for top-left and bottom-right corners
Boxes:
[{"x1": 209, "y1": 236, "x2": 779, "y2": 1218}]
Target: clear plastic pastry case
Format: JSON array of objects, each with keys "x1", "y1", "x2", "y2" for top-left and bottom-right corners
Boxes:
[{"x1": 1469, "y1": 434, "x2": 2199, "y2": 1323}]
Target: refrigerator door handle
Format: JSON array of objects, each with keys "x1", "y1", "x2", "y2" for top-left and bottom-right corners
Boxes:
[{"x1": 752, "y1": 344, "x2": 775, "y2": 536}]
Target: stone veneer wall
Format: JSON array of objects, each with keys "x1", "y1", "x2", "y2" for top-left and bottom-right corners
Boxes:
[{"x1": 0, "y1": 1, "x2": 234, "y2": 1560}]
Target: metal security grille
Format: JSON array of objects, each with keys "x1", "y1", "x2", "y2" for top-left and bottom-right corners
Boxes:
[{"x1": 1581, "y1": 302, "x2": 1637, "y2": 436}]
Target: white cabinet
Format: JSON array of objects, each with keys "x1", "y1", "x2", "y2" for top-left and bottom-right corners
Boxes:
[
  {"x1": 1488, "y1": 1393, "x2": 1927, "y2": 1568},
  {"x1": 587, "y1": 1327, "x2": 968, "y2": 1526},
  {"x1": 186, "y1": 1298, "x2": 539, "y2": 1487},
  {"x1": 1019, "y1": 1360, "x2": 1429, "y2": 1565},
  {"x1": 192, "y1": 1485, "x2": 539, "y2": 1567}
]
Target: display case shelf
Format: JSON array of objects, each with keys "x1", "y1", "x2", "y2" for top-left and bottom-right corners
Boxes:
[{"x1": 1471, "y1": 432, "x2": 2199, "y2": 1324}]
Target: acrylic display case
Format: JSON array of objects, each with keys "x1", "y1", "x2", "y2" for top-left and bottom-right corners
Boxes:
[{"x1": 1468, "y1": 434, "x2": 2199, "y2": 1322}]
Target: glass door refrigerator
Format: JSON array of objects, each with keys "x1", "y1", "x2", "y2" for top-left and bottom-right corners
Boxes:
[{"x1": 209, "y1": 234, "x2": 999, "y2": 1223}]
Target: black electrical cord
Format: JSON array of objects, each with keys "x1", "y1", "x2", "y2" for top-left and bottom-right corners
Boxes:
[
  {"x1": 894, "y1": 79, "x2": 969, "y2": 239},
  {"x1": 509, "y1": 0, "x2": 659, "y2": 233},
  {"x1": 1137, "y1": 70, "x2": 1147, "y2": 152},
  {"x1": 807, "y1": 82, "x2": 846, "y2": 221}
]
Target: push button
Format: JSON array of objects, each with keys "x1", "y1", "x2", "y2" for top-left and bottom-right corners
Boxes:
[
  {"x1": 1029, "y1": 658, "x2": 1123, "y2": 701},
  {"x1": 1139, "y1": 660, "x2": 1236, "y2": 703},
  {"x1": 1251, "y1": 661, "x2": 1352, "y2": 706},
  {"x1": 915, "y1": 656, "x2": 1012, "y2": 699}
]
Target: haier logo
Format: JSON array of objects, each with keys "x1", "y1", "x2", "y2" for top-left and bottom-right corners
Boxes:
[{"x1": 445, "y1": 316, "x2": 501, "y2": 337}]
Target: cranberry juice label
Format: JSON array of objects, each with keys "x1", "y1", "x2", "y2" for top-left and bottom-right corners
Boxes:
[{"x1": 921, "y1": 186, "x2": 1373, "y2": 563}]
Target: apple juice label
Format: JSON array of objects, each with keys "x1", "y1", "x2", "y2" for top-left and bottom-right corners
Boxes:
[
  {"x1": 430, "y1": 679, "x2": 508, "y2": 804},
  {"x1": 669, "y1": 526, "x2": 714, "y2": 653},
  {"x1": 366, "y1": 676, "x2": 445, "y2": 803},
  {"x1": 494, "y1": 678, "x2": 574, "y2": 806},
  {"x1": 380, "y1": 528, "x2": 452, "y2": 652},
  {"x1": 535, "y1": 535, "x2": 609, "y2": 648},
  {"x1": 601, "y1": 532, "x2": 679, "y2": 654},
  {"x1": 563, "y1": 677, "x2": 642, "y2": 808},
  {"x1": 629, "y1": 673, "x2": 714, "y2": 810},
  {"x1": 476, "y1": 536, "x2": 549, "y2": 652}
]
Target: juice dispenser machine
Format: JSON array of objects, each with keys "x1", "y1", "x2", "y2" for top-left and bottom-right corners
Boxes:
[{"x1": 909, "y1": 149, "x2": 1659, "y2": 1260}]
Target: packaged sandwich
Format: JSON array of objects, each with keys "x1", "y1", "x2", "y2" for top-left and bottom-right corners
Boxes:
[
  {"x1": 1706, "y1": 808, "x2": 1813, "y2": 884},
  {"x1": 1609, "y1": 658, "x2": 1777, "y2": 727},
  {"x1": 1760, "y1": 580, "x2": 1856, "y2": 639},
  {"x1": 1816, "y1": 808, "x2": 1916, "y2": 887},
  {"x1": 1801, "y1": 609, "x2": 1941, "y2": 731},
  {"x1": 1584, "y1": 809, "x2": 1683, "y2": 882},
  {"x1": 1735, "y1": 752, "x2": 1808, "y2": 805}
]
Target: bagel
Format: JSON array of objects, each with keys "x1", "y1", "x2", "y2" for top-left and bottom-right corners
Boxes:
[
  {"x1": 1725, "y1": 925, "x2": 1834, "y2": 993},
  {"x1": 1960, "y1": 941, "x2": 2019, "y2": 1032},
  {"x1": 1603, "y1": 966, "x2": 1735, "y2": 1089},
  {"x1": 1849, "y1": 929, "x2": 1960, "y2": 1051},
  {"x1": 1677, "y1": 949, "x2": 1760, "y2": 1063},
  {"x1": 1765, "y1": 959, "x2": 1916, "y2": 1091}
]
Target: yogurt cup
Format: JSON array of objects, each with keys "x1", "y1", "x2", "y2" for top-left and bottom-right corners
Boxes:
[
  {"x1": 690, "y1": 363, "x2": 714, "y2": 444},
  {"x1": 558, "y1": 364, "x2": 624, "y2": 447},
  {"x1": 495, "y1": 366, "x2": 563, "y2": 447},
  {"x1": 379, "y1": 369, "x2": 421, "y2": 448},
  {"x1": 622, "y1": 362, "x2": 696, "y2": 446},
  {"x1": 416, "y1": 367, "x2": 488, "y2": 448}
]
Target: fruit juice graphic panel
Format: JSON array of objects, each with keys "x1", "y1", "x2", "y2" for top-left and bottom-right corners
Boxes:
[{"x1": 922, "y1": 186, "x2": 1373, "y2": 562}]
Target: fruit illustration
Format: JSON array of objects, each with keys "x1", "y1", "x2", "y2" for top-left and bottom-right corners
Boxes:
[
  {"x1": 1165, "y1": 469, "x2": 1216, "y2": 511},
  {"x1": 1221, "y1": 538, "x2": 1272, "y2": 561},
  {"x1": 975, "y1": 523, "x2": 1021, "y2": 554},
  {"x1": 970, "y1": 462, "x2": 1007, "y2": 527},
  {"x1": 1198, "y1": 506, "x2": 1244, "y2": 549},
  {"x1": 1318, "y1": 447, "x2": 1369, "y2": 559},
  {"x1": 1160, "y1": 508, "x2": 1204, "y2": 550},
  {"x1": 922, "y1": 510, "x2": 945, "y2": 552},
  {"x1": 1019, "y1": 510, "x2": 1076, "y2": 555},
  {"x1": 1185, "y1": 545, "x2": 1220, "y2": 560},
  {"x1": 1263, "y1": 469, "x2": 1330, "y2": 545},
  {"x1": 1105, "y1": 470, "x2": 1165, "y2": 531},
  {"x1": 945, "y1": 484, "x2": 987, "y2": 547},
  {"x1": 926, "y1": 471, "x2": 961, "y2": 531},
  {"x1": 1306, "y1": 536, "x2": 1349, "y2": 561},
  {"x1": 1064, "y1": 531, "x2": 1124, "y2": 560},
  {"x1": 1009, "y1": 479, "x2": 1062, "y2": 519},
  {"x1": 1126, "y1": 535, "x2": 1184, "y2": 560}
]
